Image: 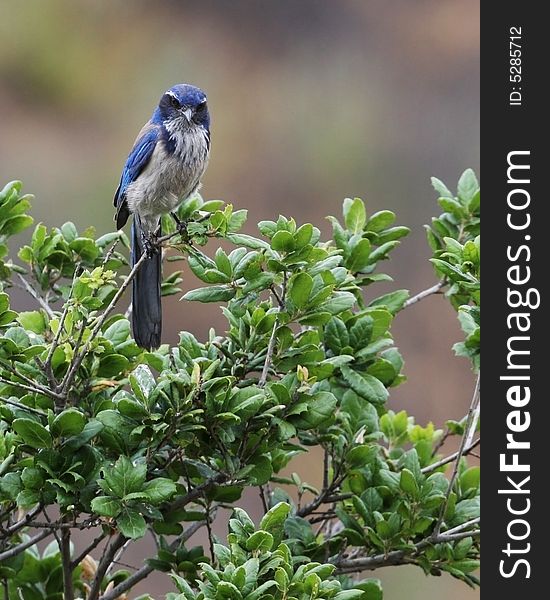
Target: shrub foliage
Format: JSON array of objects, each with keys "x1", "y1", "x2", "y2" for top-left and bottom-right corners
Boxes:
[{"x1": 0, "y1": 171, "x2": 480, "y2": 599}]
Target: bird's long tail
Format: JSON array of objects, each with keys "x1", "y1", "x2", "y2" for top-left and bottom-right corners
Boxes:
[{"x1": 131, "y1": 219, "x2": 162, "y2": 349}]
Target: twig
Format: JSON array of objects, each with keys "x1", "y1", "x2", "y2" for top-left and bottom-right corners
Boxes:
[
  {"x1": 444, "y1": 517, "x2": 480, "y2": 536},
  {"x1": 0, "y1": 530, "x2": 51, "y2": 562},
  {"x1": 168, "y1": 473, "x2": 228, "y2": 512},
  {"x1": 70, "y1": 530, "x2": 108, "y2": 570},
  {"x1": 0, "y1": 505, "x2": 42, "y2": 538},
  {"x1": 259, "y1": 486, "x2": 269, "y2": 513},
  {"x1": 433, "y1": 374, "x2": 481, "y2": 537},
  {"x1": 0, "y1": 363, "x2": 65, "y2": 401},
  {"x1": 259, "y1": 274, "x2": 287, "y2": 387},
  {"x1": 0, "y1": 392, "x2": 45, "y2": 416},
  {"x1": 334, "y1": 527, "x2": 480, "y2": 574},
  {"x1": 403, "y1": 279, "x2": 446, "y2": 309},
  {"x1": 421, "y1": 438, "x2": 480, "y2": 474},
  {"x1": 88, "y1": 533, "x2": 127, "y2": 600},
  {"x1": 106, "y1": 537, "x2": 132, "y2": 576},
  {"x1": 60, "y1": 251, "x2": 148, "y2": 396},
  {"x1": 61, "y1": 525, "x2": 74, "y2": 600},
  {"x1": 99, "y1": 519, "x2": 208, "y2": 600},
  {"x1": 14, "y1": 273, "x2": 55, "y2": 318}
]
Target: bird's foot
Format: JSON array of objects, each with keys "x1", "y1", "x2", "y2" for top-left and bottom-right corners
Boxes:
[
  {"x1": 171, "y1": 212, "x2": 190, "y2": 241},
  {"x1": 141, "y1": 232, "x2": 160, "y2": 258}
]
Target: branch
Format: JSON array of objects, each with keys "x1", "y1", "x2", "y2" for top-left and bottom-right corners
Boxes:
[
  {"x1": 421, "y1": 437, "x2": 480, "y2": 474},
  {"x1": 0, "y1": 362, "x2": 65, "y2": 401},
  {"x1": 87, "y1": 533, "x2": 127, "y2": 600},
  {"x1": 61, "y1": 526, "x2": 74, "y2": 600},
  {"x1": 403, "y1": 279, "x2": 446, "y2": 309},
  {"x1": 168, "y1": 473, "x2": 228, "y2": 512},
  {"x1": 259, "y1": 273, "x2": 287, "y2": 387},
  {"x1": 99, "y1": 519, "x2": 208, "y2": 600},
  {"x1": 0, "y1": 505, "x2": 42, "y2": 538},
  {"x1": 70, "y1": 530, "x2": 107, "y2": 570},
  {"x1": 0, "y1": 392, "x2": 45, "y2": 416},
  {"x1": 14, "y1": 273, "x2": 55, "y2": 318},
  {"x1": 0, "y1": 530, "x2": 51, "y2": 562},
  {"x1": 334, "y1": 527, "x2": 480, "y2": 574},
  {"x1": 433, "y1": 374, "x2": 480, "y2": 537}
]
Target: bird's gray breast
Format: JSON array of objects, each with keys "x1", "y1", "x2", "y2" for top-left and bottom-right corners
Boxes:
[{"x1": 126, "y1": 125, "x2": 209, "y2": 233}]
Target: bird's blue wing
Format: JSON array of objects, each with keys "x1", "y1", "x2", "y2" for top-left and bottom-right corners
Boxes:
[{"x1": 114, "y1": 123, "x2": 160, "y2": 227}]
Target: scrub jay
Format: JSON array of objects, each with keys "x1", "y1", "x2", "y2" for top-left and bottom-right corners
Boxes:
[{"x1": 114, "y1": 84, "x2": 211, "y2": 349}]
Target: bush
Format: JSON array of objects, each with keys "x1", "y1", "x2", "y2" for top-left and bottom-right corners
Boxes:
[{"x1": 0, "y1": 171, "x2": 480, "y2": 599}]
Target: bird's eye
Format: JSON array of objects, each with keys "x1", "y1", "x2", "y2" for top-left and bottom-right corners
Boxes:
[
  {"x1": 196, "y1": 100, "x2": 207, "y2": 112},
  {"x1": 170, "y1": 96, "x2": 180, "y2": 108}
]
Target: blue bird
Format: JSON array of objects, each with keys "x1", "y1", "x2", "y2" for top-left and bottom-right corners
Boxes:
[{"x1": 114, "y1": 84, "x2": 211, "y2": 349}]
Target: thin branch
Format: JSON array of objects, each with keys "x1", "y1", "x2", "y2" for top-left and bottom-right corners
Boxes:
[
  {"x1": 70, "y1": 530, "x2": 107, "y2": 570},
  {"x1": 0, "y1": 363, "x2": 65, "y2": 401},
  {"x1": 0, "y1": 530, "x2": 52, "y2": 562},
  {"x1": 421, "y1": 437, "x2": 480, "y2": 474},
  {"x1": 403, "y1": 279, "x2": 446, "y2": 309},
  {"x1": 88, "y1": 533, "x2": 127, "y2": 600},
  {"x1": 168, "y1": 473, "x2": 228, "y2": 512},
  {"x1": 259, "y1": 274, "x2": 287, "y2": 387},
  {"x1": 99, "y1": 519, "x2": 207, "y2": 600},
  {"x1": 60, "y1": 251, "x2": 148, "y2": 396},
  {"x1": 444, "y1": 517, "x2": 480, "y2": 536},
  {"x1": 14, "y1": 273, "x2": 55, "y2": 318},
  {"x1": 433, "y1": 374, "x2": 481, "y2": 537},
  {"x1": 106, "y1": 537, "x2": 132, "y2": 576},
  {"x1": 0, "y1": 392, "x2": 45, "y2": 416},
  {"x1": 334, "y1": 528, "x2": 480, "y2": 574},
  {"x1": 0, "y1": 505, "x2": 42, "y2": 538},
  {"x1": 61, "y1": 526, "x2": 74, "y2": 600}
]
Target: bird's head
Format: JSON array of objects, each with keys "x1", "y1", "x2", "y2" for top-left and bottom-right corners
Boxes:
[{"x1": 157, "y1": 84, "x2": 210, "y2": 131}]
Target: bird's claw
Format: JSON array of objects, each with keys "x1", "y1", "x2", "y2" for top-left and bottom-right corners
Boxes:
[
  {"x1": 141, "y1": 232, "x2": 160, "y2": 258},
  {"x1": 171, "y1": 213, "x2": 190, "y2": 241}
]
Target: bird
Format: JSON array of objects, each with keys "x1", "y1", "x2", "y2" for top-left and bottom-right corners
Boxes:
[{"x1": 113, "y1": 83, "x2": 211, "y2": 350}]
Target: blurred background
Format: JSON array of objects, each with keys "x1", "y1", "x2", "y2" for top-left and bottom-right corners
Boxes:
[{"x1": 1, "y1": 0, "x2": 479, "y2": 597}]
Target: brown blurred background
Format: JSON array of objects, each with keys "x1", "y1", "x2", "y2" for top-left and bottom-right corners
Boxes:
[{"x1": 1, "y1": 0, "x2": 479, "y2": 597}]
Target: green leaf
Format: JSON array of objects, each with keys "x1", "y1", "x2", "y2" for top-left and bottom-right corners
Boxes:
[
  {"x1": 103, "y1": 319, "x2": 131, "y2": 347},
  {"x1": 0, "y1": 215, "x2": 34, "y2": 236},
  {"x1": 12, "y1": 419, "x2": 52, "y2": 449},
  {"x1": 289, "y1": 391, "x2": 337, "y2": 429},
  {"x1": 369, "y1": 289, "x2": 409, "y2": 314},
  {"x1": 91, "y1": 496, "x2": 122, "y2": 517},
  {"x1": 367, "y1": 210, "x2": 396, "y2": 232},
  {"x1": 457, "y1": 169, "x2": 479, "y2": 205},
  {"x1": 344, "y1": 198, "x2": 366, "y2": 233},
  {"x1": 129, "y1": 364, "x2": 156, "y2": 402},
  {"x1": 51, "y1": 409, "x2": 86, "y2": 437},
  {"x1": 325, "y1": 317, "x2": 349, "y2": 354},
  {"x1": 348, "y1": 238, "x2": 372, "y2": 272},
  {"x1": 17, "y1": 311, "x2": 47, "y2": 334},
  {"x1": 340, "y1": 366, "x2": 389, "y2": 405},
  {"x1": 400, "y1": 468, "x2": 419, "y2": 497},
  {"x1": 104, "y1": 456, "x2": 146, "y2": 498},
  {"x1": 245, "y1": 530, "x2": 274, "y2": 552},
  {"x1": 271, "y1": 230, "x2": 295, "y2": 253},
  {"x1": 98, "y1": 354, "x2": 130, "y2": 377},
  {"x1": 182, "y1": 285, "x2": 236, "y2": 303},
  {"x1": 460, "y1": 466, "x2": 480, "y2": 492},
  {"x1": 142, "y1": 478, "x2": 177, "y2": 504},
  {"x1": 431, "y1": 177, "x2": 454, "y2": 199},
  {"x1": 247, "y1": 455, "x2": 273, "y2": 486},
  {"x1": 118, "y1": 508, "x2": 147, "y2": 539},
  {"x1": 259, "y1": 502, "x2": 290, "y2": 546},
  {"x1": 289, "y1": 272, "x2": 313, "y2": 308},
  {"x1": 355, "y1": 579, "x2": 383, "y2": 600}
]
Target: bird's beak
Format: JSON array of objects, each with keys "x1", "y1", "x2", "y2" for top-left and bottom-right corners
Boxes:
[{"x1": 182, "y1": 108, "x2": 193, "y2": 122}]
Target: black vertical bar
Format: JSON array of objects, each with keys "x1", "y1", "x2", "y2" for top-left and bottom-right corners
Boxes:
[{"x1": 484, "y1": 2, "x2": 545, "y2": 596}]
